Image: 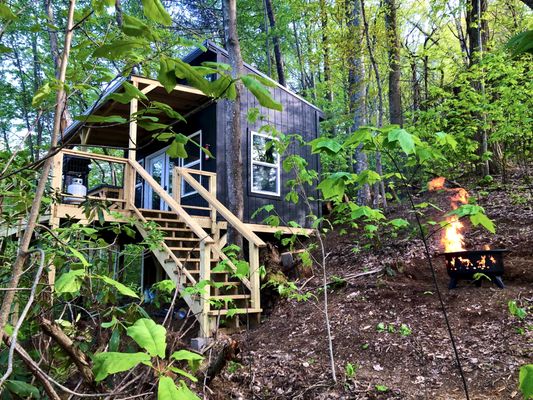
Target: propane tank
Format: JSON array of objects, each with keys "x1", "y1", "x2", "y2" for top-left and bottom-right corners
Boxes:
[{"x1": 65, "y1": 177, "x2": 87, "y2": 204}]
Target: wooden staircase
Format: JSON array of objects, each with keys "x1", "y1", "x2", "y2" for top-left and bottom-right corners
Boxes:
[{"x1": 133, "y1": 208, "x2": 261, "y2": 336}]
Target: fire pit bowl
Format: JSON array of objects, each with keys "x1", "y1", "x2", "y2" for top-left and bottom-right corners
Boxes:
[{"x1": 440, "y1": 249, "x2": 509, "y2": 289}]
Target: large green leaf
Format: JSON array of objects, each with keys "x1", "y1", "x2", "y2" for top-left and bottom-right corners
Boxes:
[
  {"x1": 158, "y1": 58, "x2": 177, "y2": 93},
  {"x1": 142, "y1": 0, "x2": 172, "y2": 26},
  {"x1": 469, "y1": 212, "x2": 496, "y2": 234},
  {"x1": 388, "y1": 128, "x2": 415, "y2": 155},
  {"x1": 0, "y1": 4, "x2": 17, "y2": 21},
  {"x1": 519, "y1": 364, "x2": 533, "y2": 399},
  {"x1": 167, "y1": 140, "x2": 187, "y2": 158},
  {"x1": 308, "y1": 137, "x2": 342, "y2": 155},
  {"x1": 93, "y1": 39, "x2": 147, "y2": 60},
  {"x1": 241, "y1": 75, "x2": 282, "y2": 111},
  {"x1": 96, "y1": 275, "x2": 140, "y2": 298},
  {"x1": 32, "y1": 83, "x2": 52, "y2": 107},
  {"x1": 109, "y1": 81, "x2": 149, "y2": 104},
  {"x1": 93, "y1": 352, "x2": 151, "y2": 382},
  {"x1": 55, "y1": 269, "x2": 86, "y2": 294},
  {"x1": 507, "y1": 30, "x2": 533, "y2": 56},
  {"x1": 122, "y1": 14, "x2": 158, "y2": 40},
  {"x1": 126, "y1": 318, "x2": 166, "y2": 358},
  {"x1": 73, "y1": 114, "x2": 128, "y2": 124},
  {"x1": 174, "y1": 59, "x2": 211, "y2": 94},
  {"x1": 158, "y1": 377, "x2": 200, "y2": 400},
  {"x1": 5, "y1": 380, "x2": 40, "y2": 399}
]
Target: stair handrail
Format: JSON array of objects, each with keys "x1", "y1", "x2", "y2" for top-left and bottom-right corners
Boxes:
[
  {"x1": 175, "y1": 167, "x2": 266, "y2": 248},
  {"x1": 129, "y1": 160, "x2": 215, "y2": 244}
]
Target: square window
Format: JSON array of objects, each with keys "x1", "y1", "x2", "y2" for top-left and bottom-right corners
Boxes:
[{"x1": 251, "y1": 131, "x2": 280, "y2": 196}]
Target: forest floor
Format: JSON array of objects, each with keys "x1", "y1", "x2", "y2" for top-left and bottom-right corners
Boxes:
[{"x1": 209, "y1": 173, "x2": 533, "y2": 399}]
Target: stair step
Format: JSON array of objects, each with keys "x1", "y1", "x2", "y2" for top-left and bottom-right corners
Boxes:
[
  {"x1": 144, "y1": 217, "x2": 182, "y2": 223},
  {"x1": 210, "y1": 295, "x2": 251, "y2": 300},
  {"x1": 167, "y1": 247, "x2": 200, "y2": 251},
  {"x1": 139, "y1": 208, "x2": 177, "y2": 215},
  {"x1": 164, "y1": 237, "x2": 200, "y2": 242},
  {"x1": 173, "y1": 269, "x2": 228, "y2": 275},
  {"x1": 158, "y1": 227, "x2": 192, "y2": 232},
  {"x1": 208, "y1": 308, "x2": 262, "y2": 316}
]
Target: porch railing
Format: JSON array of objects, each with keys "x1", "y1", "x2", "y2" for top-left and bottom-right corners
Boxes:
[{"x1": 51, "y1": 149, "x2": 128, "y2": 209}]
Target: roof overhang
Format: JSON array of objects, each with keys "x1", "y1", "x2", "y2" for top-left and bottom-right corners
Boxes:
[{"x1": 62, "y1": 75, "x2": 210, "y2": 148}]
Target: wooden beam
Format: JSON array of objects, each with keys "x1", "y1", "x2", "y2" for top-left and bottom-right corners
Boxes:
[
  {"x1": 126, "y1": 86, "x2": 138, "y2": 208},
  {"x1": 131, "y1": 75, "x2": 207, "y2": 97},
  {"x1": 244, "y1": 223, "x2": 314, "y2": 236},
  {"x1": 60, "y1": 149, "x2": 127, "y2": 164},
  {"x1": 140, "y1": 84, "x2": 158, "y2": 95},
  {"x1": 248, "y1": 242, "x2": 261, "y2": 311},
  {"x1": 199, "y1": 242, "x2": 213, "y2": 337}
]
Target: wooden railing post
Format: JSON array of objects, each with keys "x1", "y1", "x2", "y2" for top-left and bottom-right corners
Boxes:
[
  {"x1": 248, "y1": 241, "x2": 261, "y2": 310},
  {"x1": 172, "y1": 166, "x2": 181, "y2": 206},
  {"x1": 199, "y1": 241, "x2": 212, "y2": 337},
  {"x1": 209, "y1": 174, "x2": 218, "y2": 240},
  {"x1": 51, "y1": 151, "x2": 64, "y2": 194}
]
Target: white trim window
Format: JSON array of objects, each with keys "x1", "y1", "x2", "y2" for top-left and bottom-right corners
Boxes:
[{"x1": 250, "y1": 130, "x2": 280, "y2": 196}]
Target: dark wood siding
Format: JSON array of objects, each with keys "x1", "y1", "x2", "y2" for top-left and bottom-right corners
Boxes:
[{"x1": 215, "y1": 51, "x2": 322, "y2": 228}]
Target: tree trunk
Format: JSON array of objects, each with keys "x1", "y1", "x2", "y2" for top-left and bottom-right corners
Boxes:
[
  {"x1": 361, "y1": 0, "x2": 386, "y2": 209},
  {"x1": 0, "y1": 0, "x2": 76, "y2": 336},
  {"x1": 320, "y1": 0, "x2": 332, "y2": 102},
  {"x1": 115, "y1": 0, "x2": 123, "y2": 27},
  {"x1": 384, "y1": 0, "x2": 402, "y2": 126},
  {"x1": 222, "y1": 0, "x2": 245, "y2": 249},
  {"x1": 264, "y1": 0, "x2": 286, "y2": 86},
  {"x1": 292, "y1": 21, "x2": 306, "y2": 92},
  {"x1": 347, "y1": 0, "x2": 370, "y2": 206},
  {"x1": 261, "y1": 0, "x2": 272, "y2": 76},
  {"x1": 466, "y1": 0, "x2": 488, "y2": 65}
]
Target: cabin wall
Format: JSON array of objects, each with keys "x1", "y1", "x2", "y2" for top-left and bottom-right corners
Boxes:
[{"x1": 216, "y1": 52, "x2": 321, "y2": 228}]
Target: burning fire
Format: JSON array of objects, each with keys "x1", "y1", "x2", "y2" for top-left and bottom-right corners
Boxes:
[{"x1": 428, "y1": 177, "x2": 469, "y2": 252}]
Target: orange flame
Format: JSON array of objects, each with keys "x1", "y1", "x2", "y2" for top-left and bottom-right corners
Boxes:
[{"x1": 428, "y1": 177, "x2": 469, "y2": 252}]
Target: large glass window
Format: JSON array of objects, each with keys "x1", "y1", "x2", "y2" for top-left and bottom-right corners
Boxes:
[{"x1": 251, "y1": 131, "x2": 280, "y2": 196}]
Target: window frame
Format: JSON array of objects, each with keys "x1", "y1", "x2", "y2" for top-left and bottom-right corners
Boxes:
[{"x1": 250, "y1": 130, "x2": 281, "y2": 197}]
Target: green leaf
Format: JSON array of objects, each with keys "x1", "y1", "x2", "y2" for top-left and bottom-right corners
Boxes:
[
  {"x1": 69, "y1": 247, "x2": 90, "y2": 267},
  {"x1": 93, "y1": 39, "x2": 147, "y2": 60},
  {"x1": 109, "y1": 328, "x2": 121, "y2": 352},
  {"x1": 167, "y1": 139, "x2": 187, "y2": 158},
  {"x1": 308, "y1": 137, "x2": 342, "y2": 155},
  {"x1": 241, "y1": 75, "x2": 282, "y2": 111},
  {"x1": 5, "y1": 380, "x2": 40, "y2": 399},
  {"x1": 469, "y1": 212, "x2": 495, "y2": 234},
  {"x1": 55, "y1": 269, "x2": 86, "y2": 294},
  {"x1": 109, "y1": 81, "x2": 149, "y2": 104},
  {"x1": 375, "y1": 385, "x2": 389, "y2": 392},
  {"x1": 390, "y1": 218, "x2": 409, "y2": 229},
  {"x1": 507, "y1": 30, "x2": 533, "y2": 56},
  {"x1": 138, "y1": 120, "x2": 168, "y2": 131},
  {"x1": 96, "y1": 275, "x2": 140, "y2": 298},
  {"x1": 142, "y1": 0, "x2": 172, "y2": 26},
  {"x1": 158, "y1": 377, "x2": 200, "y2": 400},
  {"x1": 158, "y1": 58, "x2": 177, "y2": 93},
  {"x1": 387, "y1": 128, "x2": 415, "y2": 154},
  {"x1": 168, "y1": 367, "x2": 198, "y2": 382},
  {"x1": 122, "y1": 14, "x2": 158, "y2": 40},
  {"x1": 32, "y1": 83, "x2": 52, "y2": 107},
  {"x1": 0, "y1": 4, "x2": 17, "y2": 21},
  {"x1": 93, "y1": 352, "x2": 151, "y2": 382},
  {"x1": 247, "y1": 73, "x2": 277, "y2": 87},
  {"x1": 150, "y1": 101, "x2": 186, "y2": 121},
  {"x1": 126, "y1": 318, "x2": 167, "y2": 358},
  {"x1": 519, "y1": 364, "x2": 533, "y2": 399},
  {"x1": 73, "y1": 114, "x2": 128, "y2": 124}
]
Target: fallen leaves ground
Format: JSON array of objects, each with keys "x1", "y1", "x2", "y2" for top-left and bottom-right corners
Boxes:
[{"x1": 210, "y1": 174, "x2": 532, "y2": 399}]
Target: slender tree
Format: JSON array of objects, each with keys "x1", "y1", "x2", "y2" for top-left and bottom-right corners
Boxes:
[
  {"x1": 264, "y1": 0, "x2": 286, "y2": 86},
  {"x1": 384, "y1": 0, "x2": 402, "y2": 126}
]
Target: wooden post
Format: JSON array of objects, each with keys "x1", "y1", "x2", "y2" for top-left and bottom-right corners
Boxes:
[
  {"x1": 209, "y1": 174, "x2": 218, "y2": 241},
  {"x1": 199, "y1": 241, "x2": 212, "y2": 337},
  {"x1": 172, "y1": 166, "x2": 181, "y2": 206},
  {"x1": 248, "y1": 241, "x2": 260, "y2": 310},
  {"x1": 125, "y1": 85, "x2": 139, "y2": 208},
  {"x1": 49, "y1": 151, "x2": 63, "y2": 287}
]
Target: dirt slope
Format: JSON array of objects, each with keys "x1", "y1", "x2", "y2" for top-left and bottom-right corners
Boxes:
[{"x1": 210, "y1": 176, "x2": 532, "y2": 399}]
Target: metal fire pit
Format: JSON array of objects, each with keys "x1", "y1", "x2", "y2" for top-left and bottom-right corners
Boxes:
[{"x1": 440, "y1": 249, "x2": 508, "y2": 289}]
